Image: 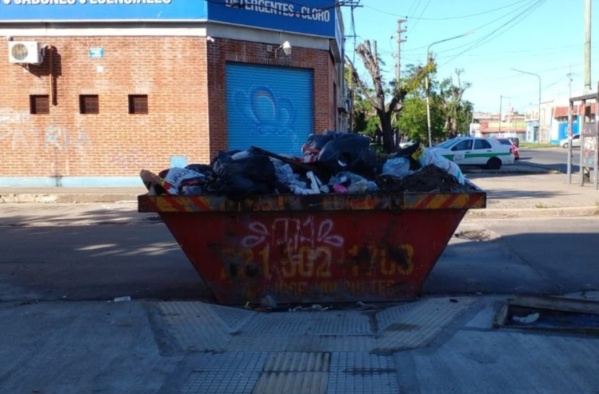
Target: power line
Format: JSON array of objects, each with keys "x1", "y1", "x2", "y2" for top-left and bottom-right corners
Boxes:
[
  {"x1": 440, "y1": 0, "x2": 547, "y2": 66},
  {"x1": 377, "y1": 0, "x2": 546, "y2": 62},
  {"x1": 345, "y1": 0, "x2": 361, "y2": 64},
  {"x1": 364, "y1": 0, "x2": 534, "y2": 21},
  {"x1": 408, "y1": 0, "x2": 432, "y2": 32}
]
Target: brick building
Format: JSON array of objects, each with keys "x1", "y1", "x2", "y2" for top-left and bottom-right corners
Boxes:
[{"x1": 0, "y1": 0, "x2": 345, "y2": 187}]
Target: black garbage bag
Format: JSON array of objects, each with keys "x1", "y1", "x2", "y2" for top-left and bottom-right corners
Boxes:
[
  {"x1": 207, "y1": 150, "x2": 278, "y2": 200},
  {"x1": 315, "y1": 133, "x2": 378, "y2": 177},
  {"x1": 388, "y1": 141, "x2": 423, "y2": 171},
  {"x1": 302, "y1": 132, "x2": 337, "y2": 154},
  {"x1": 185, "y1": 163, "x2": 213, "y2": 176}
]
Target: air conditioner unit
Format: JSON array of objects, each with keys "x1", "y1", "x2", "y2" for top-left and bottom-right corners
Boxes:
[{"x1": 8, "y1": 41, "x2": 43, "y2": 65}]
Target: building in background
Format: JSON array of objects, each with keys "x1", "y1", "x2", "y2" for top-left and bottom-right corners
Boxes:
[
  {"x1": 0, "y1": 0, "x2": 346, "y2": 187},
  {"x1": 472, "y1": 97, "x2": 597, "y2": 145},
  {"x1": 470, "y1": 110, "x2": 528, "y2": 141}
]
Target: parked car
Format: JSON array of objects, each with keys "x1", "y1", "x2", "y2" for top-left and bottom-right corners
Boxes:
[
  {"x1": 430, "y1": 136, "x2": 515, "y2": 169},
  {"x1": 493, "y1": 138, "x2": 520, "y2": 160},
  {"x1": 560, "y1": 134, "x2": 580, "y2": 148}
]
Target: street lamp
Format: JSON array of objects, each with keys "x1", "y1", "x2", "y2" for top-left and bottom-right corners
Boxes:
[
  {"x1": 511, "y1": 68, "x2": 541, "y2": 142},
  {"x1": 425, "y1": 32, "x2": 473, "y2": 147}
]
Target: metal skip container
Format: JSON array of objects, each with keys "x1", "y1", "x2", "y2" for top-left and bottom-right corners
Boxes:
[{"x1": 138, "y1": 185, "x2": 486, "y2": 305}]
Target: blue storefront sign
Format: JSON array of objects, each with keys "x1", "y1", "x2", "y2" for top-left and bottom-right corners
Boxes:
[
  {"x1": 0, "y1": 0, "x2": 208, "y2": 22},
  {"x1": 0, "y1": 0, "x2": 336, "y2": 38},
  {"x1": 208, "y1": 0, "x2": 336, "y2": 38}
]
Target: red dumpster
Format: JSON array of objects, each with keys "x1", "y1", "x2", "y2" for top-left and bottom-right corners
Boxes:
[{"x1": 138, "y1": 183, "x2": 486, "y2": 305}]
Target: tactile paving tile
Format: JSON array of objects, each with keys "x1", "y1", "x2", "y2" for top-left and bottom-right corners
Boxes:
[
  {"x1": 305, "y1": 312, "x2": 373, "y2": 335},
  {"x1": 181, "y1": 370, "x2": 261, "y2": 394},
  {"x1": 375, "y1": 297, "x2": 476, "y2": 351},
  {"x1": 242, "y1": 312, "x2": 312, "y2": 335},
  {"x1": 253, "y1": 352, "x2": 330, "y2": 394},
  {"x1": 158, "y1": 301, "x2": 232, "y2": 351},
  {"x1": 327, "y1": 352, "x2": 399, "y2": 394},
  {"x1": 375, "y1": 301, "x2": 423, "y2": 332},
  {"x1": 179, "y1": 352, "x2": 267, "y2": 394},
  {"x1": 226, "y1": 335, "x2": 291, "y2": 352},
  {"x1": 210, "y1": 304, "x2": 257, "y2": 333},
  {"x1": 286, "y1": 335, "x2": 377, "y2": 352}
]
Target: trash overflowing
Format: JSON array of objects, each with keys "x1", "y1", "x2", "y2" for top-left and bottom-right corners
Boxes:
[
  {"x1": 138, "y1": 131, "x2": 488, "y2": 305},
  {"x1": 141, "y1": 131, "x2": 472, "y2": 200}
]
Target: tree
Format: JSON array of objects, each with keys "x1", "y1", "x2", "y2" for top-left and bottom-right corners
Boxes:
[
  {"x1": 396, "y1": 66, "x2": 473, "y2": 144},
  {"x1": 347, "y1": 40, "x2": 432, "y2": 153},
  {"x1": 438, "y1": 69, "x2": 472, "y2": 138}
]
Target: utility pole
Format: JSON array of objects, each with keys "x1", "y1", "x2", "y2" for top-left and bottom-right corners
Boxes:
[
  {"x1": 395, "y1": 19, "x2": 407, "y2": 83},
  {"x1": 343, "y1": 0, "x2": 362, "y2": 132},
  {"x1": 499, "y1": 95, "x2": 503, "y2": 133},
  {"x1": 425, "y1": 32, "x2": 472, "y2": 146},
  {"x1": 393, "y1": 19, "x2": 407, "y2": 145},
  {"x1": 567, "y1": 66, "x2": 573, "y2": 183},
  {"x1": 584, "y1": 0, "x2": 592, "y2": 91}
]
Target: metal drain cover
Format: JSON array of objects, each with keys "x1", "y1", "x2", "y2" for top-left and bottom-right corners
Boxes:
[{"x1": 495, "y1": 295, "x2": 599, "y2": 335}]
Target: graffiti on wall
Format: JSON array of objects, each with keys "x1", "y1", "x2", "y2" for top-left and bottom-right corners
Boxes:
[
  {"x1": 234, "y1": 86, "x2": 296, "y2": 136},
  {"x1": 43, "y1": 126, "x2": 92, "y2": 155},
  {"x1": 0, "y1": 109, "x2": 37, "y2": 150},
  {"x1": 0, "y1": 108, "x2": 94, "y2": 155}
]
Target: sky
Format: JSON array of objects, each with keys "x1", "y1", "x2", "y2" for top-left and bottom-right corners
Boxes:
[{"x1": 341, "y1": 0, "x2": 599, "y2": 115}]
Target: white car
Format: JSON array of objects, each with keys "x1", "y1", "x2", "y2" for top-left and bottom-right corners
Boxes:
[
  {"x1": 560, "y1": 134, "x2": 580, "y2": 148},
  {"x1": 430, "y1": 137, "x2": 515, "y2": 169}
]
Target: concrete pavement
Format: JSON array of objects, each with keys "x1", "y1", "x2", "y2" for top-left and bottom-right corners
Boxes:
[{"x1": 1, "y1": 163, "x2": 599, "y2": 393}]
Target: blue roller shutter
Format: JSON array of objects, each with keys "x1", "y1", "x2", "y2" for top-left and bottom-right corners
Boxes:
[{"x1": 225, "y1": 63, "x2": 314, "y2": 156}]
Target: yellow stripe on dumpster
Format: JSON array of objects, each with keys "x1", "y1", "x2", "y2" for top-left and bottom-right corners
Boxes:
[
  {"x1": 404, "y1": 193, "x2": 486, "y2": 210},
  {"x1": 139, "y1": 191, "x2": 486, "y2": 213}
]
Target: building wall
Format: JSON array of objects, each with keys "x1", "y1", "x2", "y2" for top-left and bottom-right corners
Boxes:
[
  {"x1": 0, "y1": 35, "x2": 210, "y2": 185},
  {"x1": 0, "y1": 33, "x2": 338, "y2": 186}
]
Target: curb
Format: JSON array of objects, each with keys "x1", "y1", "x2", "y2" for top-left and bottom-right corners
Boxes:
[
  {"x1": 0, "y1": 193, "x2": 140, "y2": 204},
  {"x1": 461, "y1": 165, "x2": 552, "y2": 176},
  {"x1": 467, "y1": 206, "x2": 599, "y2": 219}
]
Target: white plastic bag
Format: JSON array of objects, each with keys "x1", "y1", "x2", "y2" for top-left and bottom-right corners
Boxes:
[
  {"x1": 417, "y1": 149, "x2": 466, "y2": 185},
  {"x1": 162, "y1": 167, "x2": 204, "y2": 195},
  {"x1": 382, "y1": 157, "x2": 412, "y2": 178}
]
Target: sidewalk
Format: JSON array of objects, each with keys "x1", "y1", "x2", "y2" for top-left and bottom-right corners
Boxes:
[
  {"x1": 2, "y1": 293, "x2": 598, "y2": 394},
  {"x1": 466, "y1": 170, "x2": 599, "y2": 217}
]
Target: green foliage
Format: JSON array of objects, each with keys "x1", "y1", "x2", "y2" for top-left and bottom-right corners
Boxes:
[
  {"x1": 346, "y1": 45, "x2": 472, "y2": 148},
  {"x1": 397, "y1": 97, "x2": 426, "y2": 142}
]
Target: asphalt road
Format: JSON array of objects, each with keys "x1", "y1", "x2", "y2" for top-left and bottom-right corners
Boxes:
[
  {"x1": 425, "y1": 216, "x2": 599, "y2": 296},
  {"x1": 0, "y1": 203, "x2": 210, "y2": 302},
  {"x1": 519, "y1": 147, "x2": 580, "y2": 173},
  {"x1": 1, "y1": 202, "x2": 598, "y2": 303}
]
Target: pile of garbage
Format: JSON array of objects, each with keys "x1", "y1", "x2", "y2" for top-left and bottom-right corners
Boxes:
[{"x1": 142, "y1": 131, "x2": 472, "y2": 200}]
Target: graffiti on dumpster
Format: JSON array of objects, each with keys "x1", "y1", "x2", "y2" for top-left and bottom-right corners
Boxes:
[
  {"x1": 273, "y1": 278, "x2": 402, "y2": 298},
  {"x1": 235, "y1": 216, "x2": 343, "y2": 280},
  {"x1": 241, "y1": 217, "x2": 344, "y2": 249},
  {"x1": 218, "y1": 216, "x2": 416, "y2": 294}
]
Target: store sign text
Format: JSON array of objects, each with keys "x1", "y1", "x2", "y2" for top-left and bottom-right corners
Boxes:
[{"x1": 224, "y1": 0, "x2": 331, "y2": 22}]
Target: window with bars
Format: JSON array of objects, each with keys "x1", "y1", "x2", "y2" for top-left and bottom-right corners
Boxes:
[
  {"x1": 30, "y1": 95, "x2": 50, "y2": 114},
  {"x1": 79, "y1": 95, "x2": 99, "y2": 114},
  {"x1": 128, "y1": 95, "x2": 148, "y2": 114}
]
